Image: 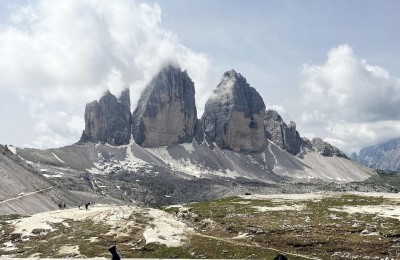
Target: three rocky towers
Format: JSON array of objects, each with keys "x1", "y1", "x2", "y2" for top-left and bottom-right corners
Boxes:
[{"x1": 80, "y1": 65, "x2": 304, "y2": 155}]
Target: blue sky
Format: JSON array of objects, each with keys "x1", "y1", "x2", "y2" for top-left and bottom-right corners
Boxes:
[{"x1": 0, "y1": 0, "x2": 399, "y2": 153}]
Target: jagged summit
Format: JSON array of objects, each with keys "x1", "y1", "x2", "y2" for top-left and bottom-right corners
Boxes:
[
  {"x1": 264, "y1": 109, "x2": 302, "y2": 155},
  {"x1": 132, "y1": 64, "x2": 197, "y2": 147},
  {"x1": 302, "y1": 137, "x2": 348, "y2": 158},
  {"x1": 202, "y1": 70, "x2": 266, "y2": 152},
  {"x1": 77, "y1": 66, "x2": 351, "y2": 162},
  {"x1": 80, "y1": 88, "x2": 132, "y2": 145}
]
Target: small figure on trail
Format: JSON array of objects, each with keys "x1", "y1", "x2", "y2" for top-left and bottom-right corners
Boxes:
[
  {"x1": 58, "y1": 203, "x2": 62, "y2": 209},
  {"x1": 78, "y1": 205, "x2": 81, "y2": 210},
  {"x1": 108, "y1": 245, "x2": 120, "y2": 260},
  {"x1": 63, "y1": 203, "x2": 67, "y2": 209},
  {"x1": 85, "y1": 202, "x2": 90, "y2": 210}
]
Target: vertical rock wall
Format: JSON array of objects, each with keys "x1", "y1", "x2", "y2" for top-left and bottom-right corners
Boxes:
[
  {"x1": 132, "y1": 65, "x2": 197, "y2": 147},
  {"x1": 80, "y1": 89, "x2": 132, "y2": 145},
  {"x1": 201, "y1": 70, "x2": 266, "y2": 152}
]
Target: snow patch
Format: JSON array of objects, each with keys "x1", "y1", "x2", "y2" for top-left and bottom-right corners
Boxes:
[
  {"x1": 7, "y1": 145, "x2": 17, "y2": 154},
  {"x1": 1, "y1": 241, "x2": 17, "y2": 251},
  {"x1": 52, "y1": 152, "x2": 65, "y2": 164},
  {"x1": 331, "y1": 204, "x2": 400, "y2": 221},
  {"x1": 143, "y1": 208, "x2": 193, "y2": 247},
  {"x1": 43, "y1": 173, "x2": 63, "y2": 178},
  {"x1": 253, "y1": 204, "x2": 306, "y2": 212}
]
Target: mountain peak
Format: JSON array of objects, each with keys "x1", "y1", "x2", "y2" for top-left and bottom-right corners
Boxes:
[
  {"x1": 132, "y1": 65, "x2": 197, "y2": 147},
  {"x1": 202, "y1": 70, "x2": 265, "y2": 152},
  {"x1": 80, "y1": 88, "x2": 132, "y2": 145}
]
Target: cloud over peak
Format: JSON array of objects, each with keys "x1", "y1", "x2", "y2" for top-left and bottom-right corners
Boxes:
[
  {"x1": 299, "y1": 44, "x2": 400, "y2": 152},
  {"x1": 0, "y1": 0, "x2": 212, "y2": 148}
]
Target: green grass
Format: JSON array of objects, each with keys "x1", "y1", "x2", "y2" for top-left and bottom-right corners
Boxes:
[{"x1": 180, "y1": 194, "x2": 400, "y2": 259}]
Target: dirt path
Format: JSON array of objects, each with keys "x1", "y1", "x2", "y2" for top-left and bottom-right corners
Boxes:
[
  {"x1": 0, "y1": 186, "x2": 54, "y2": 204},
  {"x1": 191, "y1": 231, "x2": 318, "y2": 260}
]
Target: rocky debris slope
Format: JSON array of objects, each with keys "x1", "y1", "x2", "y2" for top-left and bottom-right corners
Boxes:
[
  {"x1": 80, "y1": 89, "x2": 132, "y2": 145},
  {"x1": 202, "y1": 70, "x2": 266, "y2": 152},
  {"x1": 352, "y1": 138, "x2": 400, "y2": 172},
  {"x1": 132, "y1": 65, "x2": 197, "y2": 147},
  {"x1": 0, "y1": 144, "x2": 123, "y2": 215},
  {"x1": 0, "y1": 145, "x2": 51, "y2": 202},
  {"x1": 264, "y1": 109, "x2": 302, "y2": 155}
]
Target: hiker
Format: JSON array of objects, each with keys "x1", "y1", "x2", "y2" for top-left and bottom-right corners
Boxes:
[
  {"x1": 108, "y1": 245, "x2": 120, "y2": 260},
  {"x1": 85, "y1": 202, "x2": 90, "y2": 210},
  {"x1": 78, "y1": 205, "x2": 81, "y2": 210},
  {"x1": 63, "y1": 203, "x2": 67, "y2": 209},
  {"x1": 58, "y1": 203, "x2": 62, "y2": 209}
]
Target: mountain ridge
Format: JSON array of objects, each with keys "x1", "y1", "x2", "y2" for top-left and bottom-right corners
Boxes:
[
  {"x1": 0, "y1": 65, "x2": 378, "y2": 215},
  {"x1": 352, "y1": 137, "x2": 400, "y2": 172}
]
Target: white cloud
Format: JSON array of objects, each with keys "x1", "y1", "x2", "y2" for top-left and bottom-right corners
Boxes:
[
  {"x1": 0, "y1": 0, "x2": 212, "y2": 148},
  {"x1": 299, "y1": 44, "x2": 400, "y2": 153}
]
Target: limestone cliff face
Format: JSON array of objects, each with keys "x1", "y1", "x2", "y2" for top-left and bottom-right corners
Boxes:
[
  {"x1": 80, "y1": 89, "x2": 132, "y2": 145},
  {"x1": 201, "y1": 70, "x2": 266, "y2": 152},
  {"x1": 264, "y1": 110, "x2": 301, "y2": 155},
  {"x1": 132, "y1": 65, "x2": 197, "y2": 147}
]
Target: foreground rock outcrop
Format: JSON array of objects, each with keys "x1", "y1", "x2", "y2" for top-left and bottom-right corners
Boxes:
[
  {"x1": 132, "y1": 65, "x2": 197, "y2": 147},
  {"x1": 80, "y1": 89, "x2": 132, "y2": 145},
  {"x1": 202, "y1": 70, "x2": 266, "y2": 152},
  {"x1": 264, "y1": 109, "x2": 302, "y2": 155}
]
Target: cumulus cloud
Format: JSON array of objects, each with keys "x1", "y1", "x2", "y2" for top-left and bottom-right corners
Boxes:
[
  {"x1": 299, "y1": 44, "x2": 400, "y2": 152},
  {"x1": 0, "y1": 0, "x2": 212, "y2": 148}
]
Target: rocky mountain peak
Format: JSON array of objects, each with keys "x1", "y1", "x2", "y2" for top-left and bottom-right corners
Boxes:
[
  {"x1": 202, "y1": 70, "x2": 266, "y2": 152},
  {"x1": 132, "y1": 64, "x2": 197, "y2": 147},
  {"x1": 353, "y1": 137, "x2": 400, "y2": 171},
  {"x1": 264, "y1": 109, "x2": 301, "y2": 155},
  {"x1": 310, "y1": 137, "x2": 348, "y2": 158},
  {"x1": 80, "y1": 88, "x2": 132, "y2": 145}
]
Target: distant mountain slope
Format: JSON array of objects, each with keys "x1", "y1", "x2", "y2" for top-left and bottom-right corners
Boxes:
[
  {"x1": 16, "y1": 139, "x2": 374, "y2": 184},
  {"x1": 0, "y1": 145, "x2": 122, "y2": 215},
  {"x1": 352, "y1": 138, "x2": 400, "y2": 172}
]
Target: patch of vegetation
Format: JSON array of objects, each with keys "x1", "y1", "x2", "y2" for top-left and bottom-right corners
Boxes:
[
  {"x1": 186, "y1": 234, "x2": 307, "y2": 259},
  {"x1": 179, "y1": 194, "x2": 400, "y2": 259}
]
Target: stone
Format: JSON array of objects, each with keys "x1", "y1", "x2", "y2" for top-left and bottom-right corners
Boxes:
[
  {"x1": 264, "y1": 109, "x2": 301, "y2": 155},
  {"x1": 201, "y1": 70, "x2": 266, "y2": 152},
  {"x1": 80, "y1": 89, "x2": 132, "y2": 145},
  {"x1": 132, "y1": 65, "x2": 197, "y2": 147}
]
